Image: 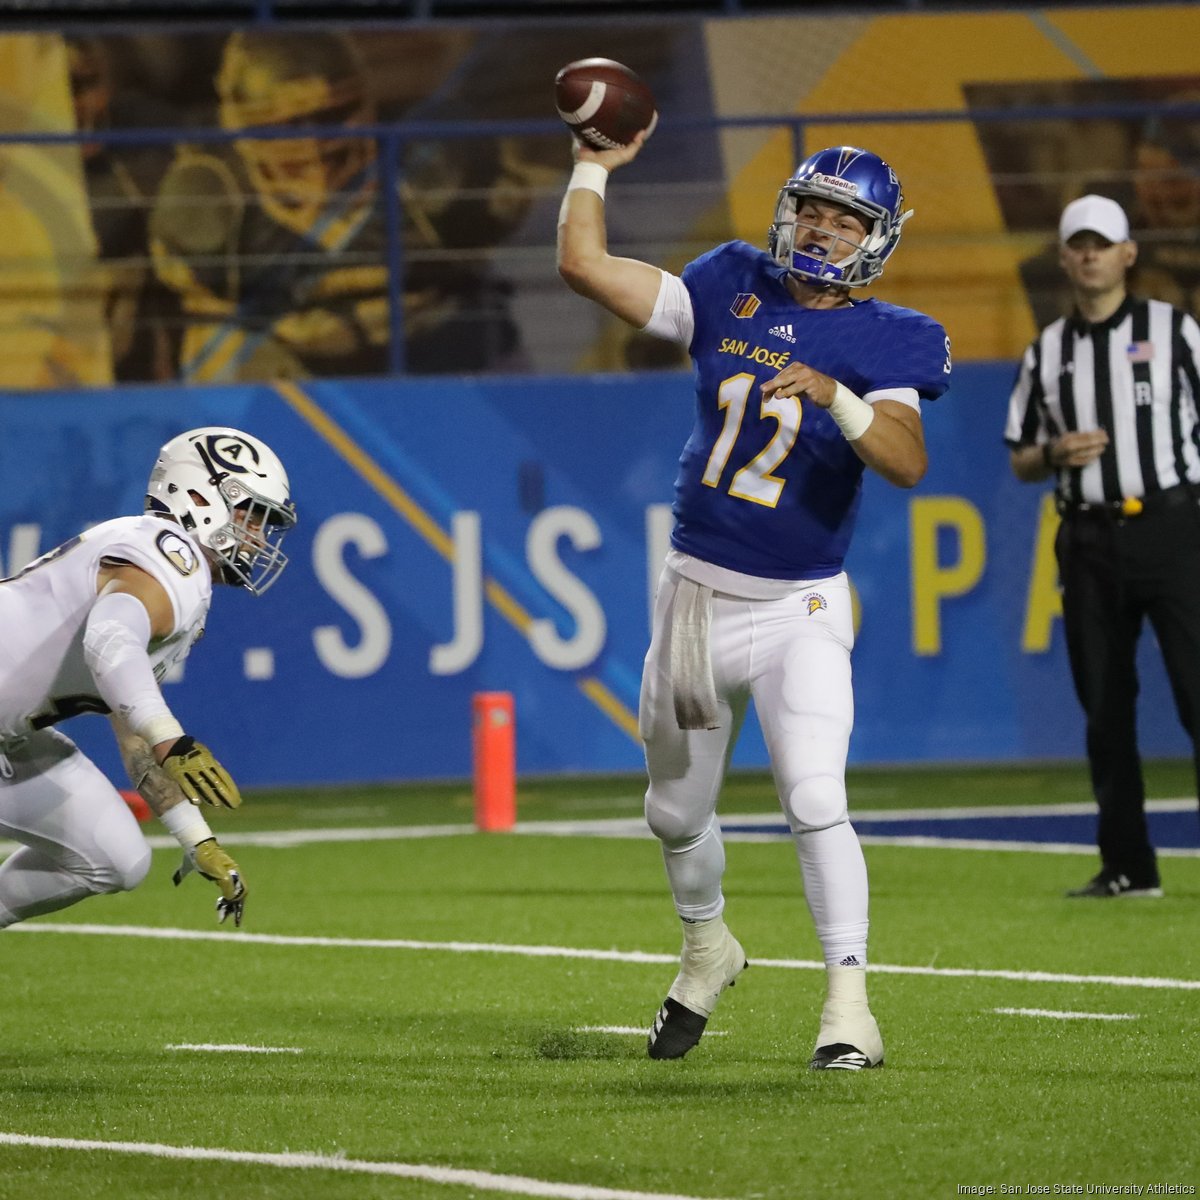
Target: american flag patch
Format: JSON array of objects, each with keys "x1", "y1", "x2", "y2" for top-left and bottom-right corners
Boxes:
[
  {"x1": 1126, "y1": 341, "x2": 1155, "y2": 362},
  {"x1": 730, "y1": 293, "x2": 761, "y2": 318}
]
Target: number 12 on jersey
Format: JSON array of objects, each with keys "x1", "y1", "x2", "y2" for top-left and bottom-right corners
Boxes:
[{"x1": 701, "y1": 372, "x2": 802, "y2": 508}]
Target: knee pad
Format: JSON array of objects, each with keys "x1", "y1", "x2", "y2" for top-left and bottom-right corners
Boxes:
[{"x1": 786, "y1": 774, "x2": 848, "y2": 833}]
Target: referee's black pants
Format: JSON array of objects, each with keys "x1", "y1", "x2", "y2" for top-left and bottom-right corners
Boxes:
[{"x1": 1055, "y1": 493, "x2": 1200, "y2": 881}]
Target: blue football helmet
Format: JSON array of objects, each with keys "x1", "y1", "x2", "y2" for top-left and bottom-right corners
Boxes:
[{"x1": 768, "y1": 146, "x2": 912, "y2": 287}]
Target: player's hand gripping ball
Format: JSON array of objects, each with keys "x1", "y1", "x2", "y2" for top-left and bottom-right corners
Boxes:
[{"x1": 554, "y1": 58, "x2": 658, "y2": 151}]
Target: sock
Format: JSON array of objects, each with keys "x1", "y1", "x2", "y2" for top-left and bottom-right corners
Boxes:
[{"x1": 793, "y1": 821, "x2": 869, "y2": 967}]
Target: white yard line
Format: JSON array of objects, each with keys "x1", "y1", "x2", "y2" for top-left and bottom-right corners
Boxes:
[
  {"x1": 0, "y1": 1132, "x2": 733, "y2": 1200},
  {"x1": 158, "y1": 824, "x2": 480, "y2": 849},
  {"x1": 860, "y1": 835, "x2": 1198, "y2": 858},
  {"x1": 14, "y1": 922, "x2": 1200, "y2": 992},
  {"x1": 826, "y1": 797, "x2": 1192, "y2": 822},
  {"x1": 0, "y1": 824, "x2": 478, "y2": 859},
  {"x1": 1, "y1": 797, "x2": 1196, "y2": 857},
  {"x1": 857, "y1": 835, "x2": 1100, "y2": 855},
  {"x1": 166, "y1": 1043, "x2": 304, "y2": 1054},
  {"x1": 992, "y1": 1008, "x2": 1138, "y2": 1021},
  {"x1": 575, "y1": 1026, "x2": 726, "y2": 1037}
]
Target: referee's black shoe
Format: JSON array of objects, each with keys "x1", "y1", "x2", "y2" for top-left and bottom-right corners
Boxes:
[{"x1": 1066, "y1": 868, "x2": 1163, "y2": 898}]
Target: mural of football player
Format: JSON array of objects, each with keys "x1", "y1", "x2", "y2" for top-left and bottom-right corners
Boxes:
[
  {"x1": 149, "y1": 29, "x2": 530, "y2": 380},
  {"x1": 1128, "y1": 105, "x2": 1200, "y2": 316},
  {"x1": 68, "y1": 35, "x2": 178, "y2": 381},
  {"x1": 1002, "y1": 83, "x2": 1200, "y2": 327}
]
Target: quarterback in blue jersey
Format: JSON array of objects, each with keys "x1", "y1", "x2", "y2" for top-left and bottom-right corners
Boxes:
[{"x1": 559, "y1": 139, "x2": 951, "y2": 1070}]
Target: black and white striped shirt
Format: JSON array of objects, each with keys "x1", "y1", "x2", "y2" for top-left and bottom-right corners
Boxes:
[{"x1": 1005, "y1": 296, "x2": 1200, "y2": 505}]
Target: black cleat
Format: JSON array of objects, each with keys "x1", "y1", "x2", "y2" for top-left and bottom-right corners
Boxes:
[
  {"x1": 810, "y1": 1042, "x2": 883, "y2": 1071},
  {"x1": 648, "y1": 997, "x2": 711, "y2": 1060},
  {"x1": 1066, "y1": 869, "x2": 1162, "y2": 898},
  {"x1": 646, "y1": 923, "x2": 747, "y2": 1060}
]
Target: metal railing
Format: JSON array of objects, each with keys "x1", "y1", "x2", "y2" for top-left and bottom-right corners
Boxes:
[
  {"x1": 1, "y1": 96, "x2": 1197, "y2": 383},
  {"x1": 0, "y1": 0, "x2": 1098, "y2": 25}
]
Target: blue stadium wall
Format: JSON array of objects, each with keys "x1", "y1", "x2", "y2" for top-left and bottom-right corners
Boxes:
[{"x1": 0, "y1": 367, "x2": 1188, "y2": 787}]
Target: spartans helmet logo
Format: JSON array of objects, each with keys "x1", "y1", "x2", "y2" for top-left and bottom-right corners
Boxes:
[{"x1": 803, "y1": 592, "x2": 828, "y2": 615}]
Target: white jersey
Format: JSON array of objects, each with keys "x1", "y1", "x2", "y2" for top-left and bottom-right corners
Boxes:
[{"x1": 0, "y1": 515, "x2": 212, "y2": 741}]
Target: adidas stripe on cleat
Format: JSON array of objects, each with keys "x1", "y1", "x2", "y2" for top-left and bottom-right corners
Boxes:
[
  {"x1": 810, "y1": 1042, "x2": 882, "y2": 1071},
  {"x1": 810, "y1": 973, "x2": 884, "y2": 1072},
  {"x1": 646, "y1": 922, "x2": 747, "y2": 1060},
  {"x1": 648, "y1": 997, "x2": 710, "y2": 1060}
]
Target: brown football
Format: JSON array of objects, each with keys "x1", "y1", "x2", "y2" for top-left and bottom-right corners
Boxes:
[{"x1": 554, "y1": 58, "x2": 658, "y2": 151}]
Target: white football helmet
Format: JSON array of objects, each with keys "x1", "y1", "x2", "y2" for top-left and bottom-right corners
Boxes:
[{"x1": 145, "y1": 426, "x2": 297, "y2": 595}]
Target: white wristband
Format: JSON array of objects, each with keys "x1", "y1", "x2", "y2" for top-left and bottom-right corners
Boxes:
[
  {"x1": 141, "y1": 713, "x2": 185, "y2": 749},
  {"x1": 566, "y1": 161, "x2": 608, "y2": 199},
  {"x1": 828, "y1": 382, "x2": 876, "y2": 442},
  {"x1": 159, "y1": 801, "x2": 214, "y2": 851}
]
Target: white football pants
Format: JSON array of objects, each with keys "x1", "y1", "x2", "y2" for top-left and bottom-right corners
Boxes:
[
  {"x1": 0, "y1": 729, "x2": 151, "y2": 928},
  {"x1": 640, "y1": 566, "x2": 870, "y2": 967}
]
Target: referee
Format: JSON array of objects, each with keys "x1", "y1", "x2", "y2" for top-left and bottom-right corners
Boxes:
[{"x1": 1005, "y1": 194, "x2": 1200, "y2": 898}]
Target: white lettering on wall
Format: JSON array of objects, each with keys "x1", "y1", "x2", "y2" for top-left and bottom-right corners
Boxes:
[
  {"x1": 525, "y1": 506, "x2": 606, "y2": 670},
  {"x1": 312, "y1": 514, "x2": 392, "y2": 679},
  {"x1": 429, "y1": 511, "x2": 483, "y2": 676}
]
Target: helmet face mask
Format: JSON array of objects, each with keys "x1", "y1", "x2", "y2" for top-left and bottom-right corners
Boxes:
[
  {"x1": 146, "y1": 427, "x2": 297, "y2": 596},
  {"x1": 768, "y1": 146, "x2": 912, "y2": 288}
]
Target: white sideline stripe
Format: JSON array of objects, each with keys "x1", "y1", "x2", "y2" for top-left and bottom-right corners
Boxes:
[
  {"x1": 2, "y1": 797, "x2": 1196, "y2": 857},
  {"x1": 0, "y1": 825, "x2": 478, "y2": 860},
  {"x1": 993, "y1": 1007, "x2": 1137, "y2": 1021},
  {"x1": 0, "y1": 1132, "x2": 732, "y2": 1200},
  {"x1": 836, "y1": 797, "x2": 1189, "y2": 822},
  {"x1": 860, "y1": 835, "x2": 1097, "y2": 855},
  {"x1": 153, "y1": 824, "x2": 478, "y2": 849},
  {"x1": 516, "y1": 801, "x2": 1200, "y2": 840},
  {"x1": 166, "y1": 1043, "x2": 304, "y2": 1054},
  {"x1": 575, "y1": 1026, "x2": 727, "y2": 1037},
  {"x1": 15, "y1": 922, "x2": 1200, "y2": 992},
  {"x1": 857, "y1": 836, "x2": 1200, "y2": 858}
]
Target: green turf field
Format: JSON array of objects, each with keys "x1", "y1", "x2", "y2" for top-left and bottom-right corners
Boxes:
[{"x1": 2, "y1": 763, "x2": 1197, "y2": 1199}]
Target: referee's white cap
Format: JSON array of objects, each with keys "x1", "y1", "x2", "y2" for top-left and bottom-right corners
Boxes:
[{"x1": 1059, "y1": 194, "x2": 1130, "y2": 244}]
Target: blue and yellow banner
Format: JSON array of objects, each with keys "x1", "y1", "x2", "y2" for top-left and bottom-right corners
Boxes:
[{"x1": 0, "y1": 371, "x2": 1188, "y2": 786}]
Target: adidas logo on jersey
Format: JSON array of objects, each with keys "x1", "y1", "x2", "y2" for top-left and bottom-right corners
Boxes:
[{"x1": 768, "y1": 323, "x2": 796, "y2": 343}]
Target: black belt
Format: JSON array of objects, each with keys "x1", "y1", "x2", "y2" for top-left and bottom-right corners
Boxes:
[{"x1": 1056, "y1": 483, "x2": 1200, "y2": 520}]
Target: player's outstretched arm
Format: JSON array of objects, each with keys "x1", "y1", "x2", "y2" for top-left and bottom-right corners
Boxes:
[
  {"x1": 88, "y1": 567, "x2": 242, "y2": 808},
  {"x1": 111, "y1": 712, "x2": 184, "y2": 819},
  {"x1": 557, "y1": 131, "x2": 664, "y2": 328},
  {"x1": 110, "y1": 715, "x2": 247, "y2": 926}
]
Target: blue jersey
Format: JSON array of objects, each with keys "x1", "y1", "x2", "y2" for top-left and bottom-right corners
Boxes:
[{"x1": 672, "y1": 241, "x2": 950, "y2": 579}]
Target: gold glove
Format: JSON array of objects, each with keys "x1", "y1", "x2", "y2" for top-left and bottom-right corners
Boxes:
[
  {"x1": 161, "y1": 737, "x2": 242, "y2": 808},
  {"x1": 173, "y1": 838, "x2": 247, "y2": 927}
]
